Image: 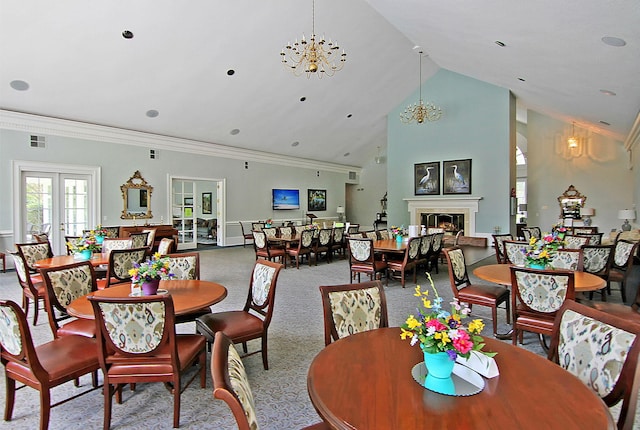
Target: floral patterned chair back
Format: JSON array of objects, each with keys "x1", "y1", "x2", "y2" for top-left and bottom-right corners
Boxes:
[
  {"x1": 503, "y1": 241, "x2": 528, "y2": 266},
  {"x1": 103, "y1": 226, "x2": 120, "y2": 238},
  {"x1": 251, "y1": 222, "x2": 265, "y2": 231},
  {"x1": 379, "y1": 229, "x2": 390, "y2": 240},
  {"x1": 364, "y1": 231, "x2": 379, "y2": 240},
  {"x1": 211, "y1": 332, "x2": 260, "y2": 430},
  {"x1": 563, "y1": 235, "x2": 590, "y2": 250},
  {"x1": 347, "y1": 224, "x2": 360, "y2": 235},
  {"x1": 529, "y1": 227, "x2": 542, "y2": 239},
  {"x1": 576, "y1": 232, "x2": 603, "y2": 246},
  {"x1": 612, "y1": 239, "x2": 639, "y2": 271},
  {"x1": 252, "y1": 230, "x2": 267, "y2": 251},
  {"x1": 129, "y1": 232, "x2": 150, "y2": 249},
  {"x1": 106, "y1": 248, "x2": 147, "y2": 286},
  {"x1": 582, "y1": 245, "x2": 613, "y2": 277},
  {"x1": 549, "y1": 249, "x2": 583, "y2": 271},
  {"x1": 166, "y1": 252, "x2": 200, "y2": 280},
  {"x1": 332, "y1": 226, "x2": 344, "y2": 244},
  {"x1": 572, "y1": 227, "x2": 598, "y2": 235},
  {"x1": 142, "y1": 228, "x2": 157, "y2": 246},
  {"x1": 157, "y1": 238, "x2": 174, "y2": 255},
  {"x1": 319, "y1": 281, "x2": 388, "y2": 346},
  {"x1": 16, "y1": 242, "x2": 53, "y2": 272},
  {"x1": 521, "y1": 228, "x2": 533, "y2": 241},
  {"x1": 548, "y1": 301, "x2": 640, "y2": 430},
  {"x1": 278, "y1": 226, "x2": 293, "y2": 237},
  {"x1": 101, "y1": 238, "x2": 132, "y2": 254},
  {"x1": 511, "y1": 267, "x2": 575, "y2": 314},
  {"x1": 492, "y1": 234, "x2": 513, "y2": 264},
  {"x1": 0, "y1": 300, "x2": 25, "y2": 359},
  {"x1": 419, "y1": 234, "x2": 434, "y2": 262},
  {"x1": 262, "y1": 227, "x2": 277, "y2": 239},
  {"x1": 348, "y1": 238, "x2": 374, "y2": 264},
  {"x1": 444, "y1": 247, "x2": 471, "y2": 289}
]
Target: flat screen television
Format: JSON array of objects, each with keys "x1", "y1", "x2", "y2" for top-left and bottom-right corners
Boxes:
[{"x1": 272, "y1": 189, "x2": 300, "y2": 210}]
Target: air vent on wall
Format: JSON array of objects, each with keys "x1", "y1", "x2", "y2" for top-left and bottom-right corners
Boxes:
[
  {"x1": 30, "y1": 135, "x2": 45, "y2": 148},
  {"x1": 349, "y1": 171, "x2": 356, "y2": 180},
  {"x1": 150, "y1": 149, "x2": 157, "y2": 159}
]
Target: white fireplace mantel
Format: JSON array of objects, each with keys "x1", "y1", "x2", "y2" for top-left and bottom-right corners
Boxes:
[{"x1": 404, "y1": 197, "x2": 483, "y2": 236}]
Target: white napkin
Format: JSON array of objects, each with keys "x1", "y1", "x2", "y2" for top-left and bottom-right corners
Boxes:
[{"x1": 456, "y1": 350, "x2": 499, "y2": 378}]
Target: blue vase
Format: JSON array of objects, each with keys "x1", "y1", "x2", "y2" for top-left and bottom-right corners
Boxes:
[
  {"x1": 424, "y1": 373, "x2": 455, "y2": 395},
  {"x1": 423, "y1": 351, "x2": 455, "y2": 379},
  {"x1": 396, "y1": 234, "x2": 403, "y2": 243},
  {"x1": 75, "y1": 249, "x2": 92, "y2": 260},
  {"x1": 95, "y1": 234, "x2": 104, "y2": 244},
  {"x1": 528, "y1": 262, "x2": 546, "y2": 270}
]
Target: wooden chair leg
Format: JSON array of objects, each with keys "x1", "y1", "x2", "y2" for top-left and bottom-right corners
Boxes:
[
  {"x1": 173, "y1": 378, "x2": 180, "y2": 428},
  {"x1": 40, "y1": 388, "x2": 51, "y2": 430},
  {"x1": 262, "y1": 335, "x2": 269, "y2": 370},
  {"x1": 105, "y1": 384, "x2": 114, "y2": 430},
  {"x1": 4, "y1": 376, "x2": 15, "y2": 421}
]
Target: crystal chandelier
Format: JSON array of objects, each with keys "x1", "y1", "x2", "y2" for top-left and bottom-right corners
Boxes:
[
  {"x1": 400, "y1": 50, "x2": 442, "y2": 124},
  {"x1": 280, "y1": 0, "x2": 346, "y2": 78}
]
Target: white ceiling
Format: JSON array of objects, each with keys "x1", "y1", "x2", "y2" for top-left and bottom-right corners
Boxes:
[{"x1": 1, "y1": 0, "x2": 638, "y2": 167}]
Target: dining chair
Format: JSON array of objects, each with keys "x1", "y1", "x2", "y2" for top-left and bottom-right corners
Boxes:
[
  {"x1": 548, "y1": 300, "x2": 640, "y2": 430},
  {"x1": 347, "y1": 224, "x2": 360, "y2": 235},
  {"x1": 7, "y1": 251, "x2": 47, "y2": 326},
  {"x1": 239, "y1": 222, "x2": 254, "y2": 248},
  {"x1": 251, "y1": 222, "x2": 265, "y2": 231},
  {"x1": 157, "y1": 237, "x2": 175, "y2": 255},
  {"x1": 262, "y1": 227, "x2": 278, "y2": 239},
  {"x1": 330, "y1": 226, "x2": 345, "y2": 260},
  {"x1": 164, "y1": 252, "x2": 212, "y2": 324},
  {"x1": 253, "y1": 230, "x2": 287, "y2": 268},
  {"x1": 32, "y1": 233, "x2": 51, "y2": 244},
  {"x1": 572, "y1": 227, "x2": 598, "y2": 235},
  {"x1": 279, "y1": 226, "x2": 293, "y2": 236},
  {"x1": 549, "y1": 248, "x2": 584, "y2": 271},
  {"x1": 15, "y1": 241, "x2": 53, "y2": 284},
  {"x1": 443, "y1": 247, "x2": 510, "y2": 337},
  {"x1": 102, "y1": 226, "x2": 121, "y2": 238},
  {"x1": 387, "y1": 236, "x2": 421, "y2": 287},
  {"x1": 319, "y1": 281, "x2": 389, "y2": 346},
  {"x1": 528, "y1": 227, "x2": 542, "y2": 239},
  {"x1": 196, "y1": 260, "x2": 283, "y2": 370},
  {"x1": 312, "y1": 228, "x2": 333, "y2": 264},
  {"x1": 128, "y1": 232, "x2": 150, "y2": 250},
  {"x1": 286, "y1": 229, "x2": 315, "y2": 268},
  {"x1": 608, "y1": 239, "x2": 640, "y2": 303},
  {"x1": 98, "y1": 247, "x2": 147, "y2": 289},
  {"x1": 89, "y1": 294, "x2": 207, "y2": 429},
  {"x1": 503, "y1": 240, "x2": 528, "y2": 266},
  {"x1": 491, "y1": 233, "x2": 513, "y2": 264},
  {"x1": 211, "y1": 331, "x2": 329, "y2": 430},
  {"x1": 521, "y1": 228, "x2": 533, "y2": 241},
  {"x1": 0, "y1": 300, "x2": 100, "y2": 430},
  {"x1": 580, "y1": 245, "x2": 614, "y2": 301},
  {"x1": 563, "y1": 235, "x2": 590, "y2": 250},
  {"x1": 363, "y1": 230, "x2": 379, "y2": 241},
  {"x1": 578, "y1": 272, "x2": 640, "y2": 326},
  {"x1": 347, "y1": 237, "x2": 388, "y2": 285},
  {"x1": 510, "y1": 266, "x2": 575, "y2": 350},
  {"x1": 142, "y1": 228, "x2": 157, "y2": 248},
  {"x1": 378, "y1": 229, "x2": 390, "y2": 240},
  {"x1": 415, "y1": 233, "x2": 434, "y2": 271},
  {"x1": 39, "y1": 260, "x2": 98, "y2": 338},
  {"x1": 576, "y1": 232, "x2": 603, "y2": 246},
  {"x1": 100, "y1": 238, "x2": 132, "y2": 254},
  {"x1": 427, "y1": 232, "x2": 444, "y2": 273},
  {"x1": 64, "y1": 235, "x2": 82, "y2": 255}
]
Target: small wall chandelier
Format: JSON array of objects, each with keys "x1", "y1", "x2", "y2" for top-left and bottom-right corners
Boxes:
[
  {"x1": 567, "y1": 122, "x2": 579, "y2": 148},
  {"x1": 400, "y1": 50, "x2": 442, "y2": 124},
  {"x1": 280, "y1": 0, "x2": 346, "y2": 78}
]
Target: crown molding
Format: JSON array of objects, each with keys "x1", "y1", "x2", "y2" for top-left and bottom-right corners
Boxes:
[{"x1": 0, "y1": 110, "x2": 362, "y2": 175}]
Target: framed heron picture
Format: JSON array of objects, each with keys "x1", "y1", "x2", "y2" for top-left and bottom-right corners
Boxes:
[
  {"x1": 414, "y1": 162, "x2": 440, "y2": 195},
  {"x1": 443, "y1": 159, "x2": 472, "y2": 194}
]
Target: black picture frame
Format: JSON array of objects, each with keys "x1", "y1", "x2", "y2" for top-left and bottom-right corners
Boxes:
[
  {"x1": 443, "y1": 159, "x2": 472, "y2": 194},
  {"x1": 308, "y1": 189, "x2": 327, "y2": 211},
  {"x1": 414, "y1": 162, "x2": 440, "y2": 195},
  {"x1": 184, "y1": 197, "x2": 194, "y2": 206},
  {"x1": 202, "y1": 192, "x2": 212, "y2": 214}
]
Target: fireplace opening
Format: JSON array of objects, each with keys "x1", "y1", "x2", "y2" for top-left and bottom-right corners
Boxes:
[{"x1": 421, "y1": 213, "x2": 464, "y2": 234}]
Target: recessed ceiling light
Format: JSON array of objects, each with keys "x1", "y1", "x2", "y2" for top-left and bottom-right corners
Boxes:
[
  {"x1": 227, "y1": 69, "x2": 235, "y2": 76},
  {"x1": 601, "y1": 36, "x2": 626, "y2": 47},
  {"x1": 122, "y1": 30, "x2": 134, "y2": 39},
  {"x1": 230, "y1": 129, "x2": 240, "y2": 135},
  {"x1": 300, "y1": 97, "x2": 306, "y2": 102},
  {"x1": 494, "y1": 41, "x2": 506, "y2": 47},
  {"x1": 343, "y1": 152, "x2": 350, "y2": 157},
  {"x1": 517, "y1": 77, "x2": 526, "y2": 82},
  {"x1": 599, "y1": 121, "x2": 611, "y2": 126},
  {"x1": 145, "y1": 110, "x2": 159, "y2": 118},
  {"x1": 347, "y1": 113, "x2": 353, "y2": 118},
  {"x1": 10, "y1": 80, "x2": 29, "y2": 91},
  {"x1": 599, "y1": 89, "x2": 616, "y2": 96},
  {"x1": 291, "y1": 141, "x2": 300, "y2": 147}
]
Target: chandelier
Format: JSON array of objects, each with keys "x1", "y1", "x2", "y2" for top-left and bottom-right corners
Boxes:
[
  {"x1": 280, "y1": 0, "x2": 346, "y2": 78},
  {"x1": 400, "y1": 50, "x2": 442, "y2": 124}
]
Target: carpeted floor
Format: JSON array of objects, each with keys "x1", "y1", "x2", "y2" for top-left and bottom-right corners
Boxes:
[{"x1": 0, "y1": 245, "x2": 630, "y2": 429}]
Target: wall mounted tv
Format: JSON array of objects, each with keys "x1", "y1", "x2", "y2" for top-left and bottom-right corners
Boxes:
[{"x1": 272, "y1": 189, "x2": 300, "y2": 210}]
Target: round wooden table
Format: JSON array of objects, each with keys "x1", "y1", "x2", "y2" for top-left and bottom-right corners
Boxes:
[
  {"x1": 307, "y1": 328, "x2": 614, "y2": 429},
  {"x1": 473, "y1": 264, "x2": 606, "y2": 292},
  {"x1": 66, "y1": 279, "x2": 227, "y2": 319},
  {"x1": 34, "y1": 253, "x2": 109, "y2": 269}
]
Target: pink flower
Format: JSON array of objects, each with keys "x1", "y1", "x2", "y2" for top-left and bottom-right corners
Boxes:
[
  {"x1": 425, "y1": 319, "x2": 447, "y2": 331},
  {"x1": 452, "y1": 336, "x2": 474, "y2": 354}
]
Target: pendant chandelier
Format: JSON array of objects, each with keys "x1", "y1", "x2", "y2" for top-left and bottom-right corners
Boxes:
[
  {"x1": 400, "y1": 50, "x2": 442, "y2": 124},
  {"x1": 280, "y1": 0, "x2": 346, "y2": 78}
]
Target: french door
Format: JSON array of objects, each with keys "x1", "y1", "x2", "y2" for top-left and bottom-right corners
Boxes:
[{"x1": 13, "y1": 161, "x2": 100, "y2": 255}]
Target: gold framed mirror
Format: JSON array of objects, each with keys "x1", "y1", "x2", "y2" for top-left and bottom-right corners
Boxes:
[
  {"x1": 120, "y1": 170, "x2": 153, "y2": 219},
  {"x1": 557, "y1": 185, "x2": 586, "y2": 219}
]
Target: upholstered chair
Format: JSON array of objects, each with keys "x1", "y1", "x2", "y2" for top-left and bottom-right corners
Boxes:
[
  {"x1": 128, "y1": 232, "x2": 150, "y2": 249},
  {"x1": 427, "y1": 232, "x2": 445, "y2": 273},
  {"x1": 330, "y1": 226, "x2": 345, "y2": 260},
  {"x1": 239, "y1": 222, "x2": 254, "y2": 248},
  {"x1": 8, "y1": 251, "x2": 47, "y2": 326},
  {"x1": 572, "y1": 227, "x2": 598, "y2": 235},
  {"x1": 287, "y1": 229, "x2": 315, "y2": 268},
  {"x1": 608, "y1": 239, "x2": 640, "y2": 303},
  {"x1": 142, "y1": 228, "x2": 157, "y2": 247},
  {"x1": 347, "y1": 224, "x2": 360, "y2": 235},
  {"x1": 363, "y1": 230, "x2": 379, "y2": 240},
  {"x1": 491, "y1": 233, "x2": 513, "y2": 264},
  {"x1": 196, "y1": 260, "x2": 284, "y2": 370},
  {"x1": 444, "y1": 247, "x2": 511, "y2": 337},
  {"x1": 279, "y1": 226, "x2": 293, "y2": 237},
  {"x1": 157, "y1": 237, "x2": 175, "y2": 255},
  {"x1": 39, "y1": 261, "x2": 98, "y2": 338},
  {"x1": 98, "y1": 247, "x2": 147, "y2": 289},
  {"x1": 347, "y1": 238, "x2": 387, "y2": 285},
  {"x1": 521, "y1": 228, "x2": 532, "y2": 241},
  {"x1": 102, "y1": 226, "x2": 120, "y2": 238},
  {"x1": 312, "y1": 228, "x2": 333, "y2": 264},
  {"x1": 252, "y1": 230, "x2": 287, "y2": 268},
  {"x1": 576, "y1": 232, "x2": 603, "y2": 246},
  {"x1": 100, "y1": 238, "x2": 132, "y2": 254},
  {"x1": 563, "y1": 235, "x2": 590, "y2": 250},
  {"x1": 319, "y1": 281, "x2": 389, "y2": 346},
  {"x1": 251, "y1": 222, "x2": 265, "y2": 232},
  {"x1": 548, "y1": 301, "x2": 640, "y2": 430},
  {"x1": 503, "y1": 240, "x2": 528, "y2": 266},
  {"x1": 510, "y1": 266, "x2": 575, "y2": 350},
  {"x1": 378, "y1": 229, "x2": 390, "y2": 240},
  {"x1": 387, "y1": 236, "x2": 421, "y2": 287},
  {"x1": 165, "y1": 252, "x2": 211, "y2": 324},
  {"x1": 262, "y1": 227, "x2": 277, "y2": 239},
  {"x1": 89, "y1": 295, "x2": 207, "y2": 429},
  {"x1": 0, "y1": 300, "x2": 100, "y2": 430},
  {"x1": 549, "y1": 249, "x2": 584, "y2": 271},
  {"x1": 15, "y1": 242, "x2": 53, "y2": 284},
  {"x1": 415, "y1": 234, "x2": 434, "y2": 270},
  {"x1": 528, "y1": 227, "x2": 542, "y2": 239}
]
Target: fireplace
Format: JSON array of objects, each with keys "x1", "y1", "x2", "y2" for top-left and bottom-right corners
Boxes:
[{"x1": 404, "y1": 197, "x2": 482, "y2": 237}]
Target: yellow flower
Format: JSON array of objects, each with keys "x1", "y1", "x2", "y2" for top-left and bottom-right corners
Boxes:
[
  {"x1": 405, "y1": 315, "x2": 421, "y2": 330},
  {"x1": 468, "y1": 319, "x2": 485, "y2": 334},
  {"x1": 422, "y1": 297, "x2": 432, "y2": 309},
  {"x1": 413, "y1": 285, "x2": 422, "y2": 297},
  {"x1": 539, "y1": 249, "x2": 550, "y2": 259},
  {"x1": 400, "y1": 328, "x2": 413, "y2": 340},
  {"x1": 434, "y1": 331, "x2": 451, "y2": 345},
  {"x1": 529, "y1": 237, "x2": 537, "y2": 246}
]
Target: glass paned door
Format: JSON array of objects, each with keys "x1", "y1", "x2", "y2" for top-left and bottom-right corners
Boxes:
[
  {"x1": 64, "y1": 178, "x2": 89, "y2": 237},
  {"x1": 171, "y1": 179, "x2": 197, "y2": 250},
  {"x1": 25, "y1": 176, "x2": 53, "y2": 240}
]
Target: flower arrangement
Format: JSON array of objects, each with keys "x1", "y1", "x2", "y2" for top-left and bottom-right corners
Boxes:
[
  {"x1": 390, "y1": 225, "x2": 404, "y2": 236},
  {"x1": 129, "y1": 253, "x2": 174, "y2": 286},
  {"x1": 67, "y1": 234, "x2": 101, "y2": 253},
  {"x1": 524, "y1": 231, "x2": 565, "y2": 267},
  {"x1": 92, "y1": 224, "x2": 108, "y2": 237},
  {"x1": 400, "y1": 274, "x2": 495, "y2": 360}
]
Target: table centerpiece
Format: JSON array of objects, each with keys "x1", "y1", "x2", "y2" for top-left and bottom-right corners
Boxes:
[
  {"x1": 92, "y1": 224, "x2": 108, "y2": 243},
  {"x1": 390, "y1": 225, "x2": 405, "y2": 242},
  {"x1": 524, "y1": 229, "x2": 565, "y2": 269},
  {"x1": 67, "y1": 234, "x2": 101, "y2": 260},
  {"x1": 128, "y1": 252, "x2": 174, "y2": 295}
]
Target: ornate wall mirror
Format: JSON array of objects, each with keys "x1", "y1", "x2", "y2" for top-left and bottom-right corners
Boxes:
[
  {"x1": 557, "y1": 185, "x2": 586, "y2": 219},
  {"x1": 120, "y1": 170, "x2": 153, "y2": 219}
]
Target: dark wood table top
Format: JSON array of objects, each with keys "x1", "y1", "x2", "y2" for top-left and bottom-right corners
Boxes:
[
  {"x1": 66, "y1": 279, "x2": 227, "y2": 319},
  {"x1": 372, "y1": 238, "x2": 406, "y2": 253},
  {"x1": 307, "y1": 327, "x2": 614, "y2": 430},
  {"x1": 34, "y1": 253, "x2": 109, "y2": 269},
  {"x1": 473, "y1": 263, "x2": 606, "y2": 292}
]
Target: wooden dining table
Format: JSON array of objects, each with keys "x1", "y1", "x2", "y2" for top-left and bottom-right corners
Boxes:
[
  {"x1": 473, "y1": 263, "x2": 606, "y2": 292},
  {"x1": 372, "y1": 238, "x2": 406, "y2": 253},
  {"x1": 66, "y1": 279, "x2": 228, "y2": 319},
  {"x1": 34, "y1": 253, "x2": 109, "y2": 269},
  {"x1": 307, "y1": 327, "x2": 614, "y2": 429}
]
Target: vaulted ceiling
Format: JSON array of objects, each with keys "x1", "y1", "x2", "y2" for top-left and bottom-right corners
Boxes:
[{"x1": 1, "y1": 0, "x2": 638, "y2": 167}]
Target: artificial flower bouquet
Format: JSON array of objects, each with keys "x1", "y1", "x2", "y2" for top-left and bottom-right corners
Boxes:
[
  {"x1": 67, "y1": 234, "x2": 101, "y2": 253},
  {"x1": 128, "y1": 253, "x2": 174, "y2": 286},
  {"x1": 524, "y1": 230, "x2": 565, "y2": 267}
]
